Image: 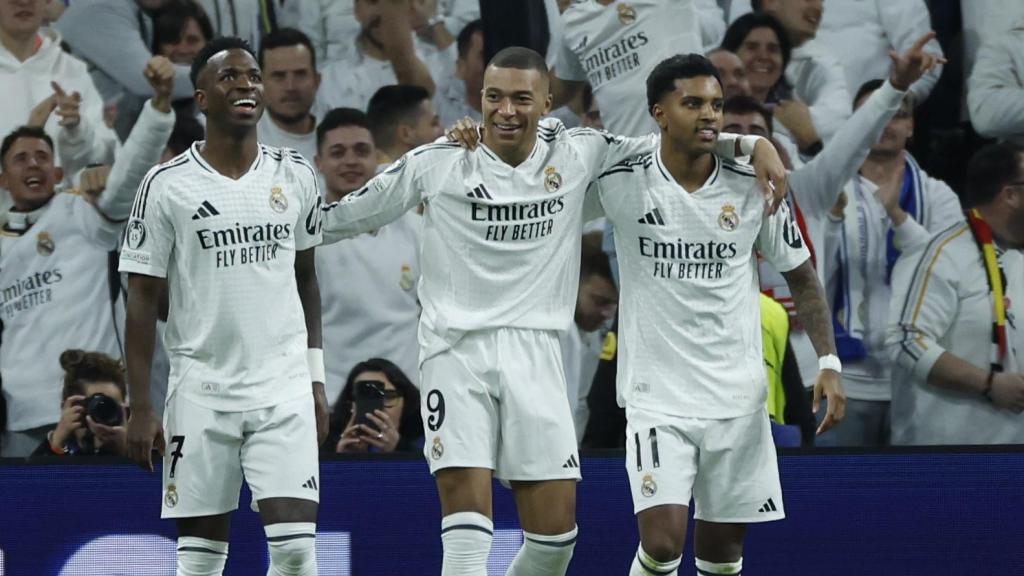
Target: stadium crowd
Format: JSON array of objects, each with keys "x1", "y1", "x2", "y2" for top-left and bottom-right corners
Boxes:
[{"x1": 1, "y1": 0, "x2": 1023, "y2": 460}]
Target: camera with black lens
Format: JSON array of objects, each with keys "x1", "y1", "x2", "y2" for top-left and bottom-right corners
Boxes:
[{"x1": 84, "y1": 392, "x2": 124, "y2": 427}]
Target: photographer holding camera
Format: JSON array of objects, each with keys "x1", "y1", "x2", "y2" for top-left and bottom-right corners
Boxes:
[
  {"x1": 329, "y1": 358, "x2": 423, "y2": 454},
  {"x1": 33, "y1": 350, "x2": 127, "y2": 457}
]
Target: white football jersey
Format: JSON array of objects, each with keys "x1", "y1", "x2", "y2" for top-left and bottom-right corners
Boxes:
[
  {"x1": 556, "y1": 0, "x2": 704, "y2": 137},
  {"x1": 0, "y1": 193, "x2": 124, "y2": 430},
  {"x1": 119, "y1": 143, "x2": 323, "y2": 412},
  {"x1": 321, "y1": 120, "x2": 660, "y2": 359},
  {"x1": 595, "y1": 146, "x2": 810, "y2": 419}
]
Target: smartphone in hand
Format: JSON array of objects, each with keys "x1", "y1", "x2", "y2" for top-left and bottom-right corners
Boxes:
[{"x1": 353, "y1": 380, "x2": 386, "y2": 433}]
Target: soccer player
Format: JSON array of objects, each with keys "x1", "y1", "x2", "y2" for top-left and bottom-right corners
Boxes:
[
  {"x1": 320, "y1": 46, "x2": 785, "y2": 576},
  {"x1": 120, "y1": 37, "x2": 327, "y2": 576},
  {"x1": 590, "y1": 54, "x2": 845, "y2": 576}
]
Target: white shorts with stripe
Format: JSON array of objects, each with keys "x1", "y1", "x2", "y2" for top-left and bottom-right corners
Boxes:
[
  {"x1": 160, "y1": 391, "x2": 320, "y2": 519},
  {"x1": 625, "y1": 406, "x2": 784, "y2": 522},
  {"x1": 420, "y1": 327, "x2": 581, "y2": 482}
]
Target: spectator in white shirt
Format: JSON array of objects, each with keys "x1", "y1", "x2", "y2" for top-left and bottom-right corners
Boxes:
[
  {"x1": 256, "y1": 27, "x2": 321, "y2": 163},
  {"x1": 0, "y1": 57, "x2": 176, "y2": 457},
  {"x1": 0, "y1": 0, "x2": 119, "y2": 208},
  {"x1": 317, "y1": 0, "x2": 445, "y2": 112},
  {"x1": 313, "y1": 108, "x2": 422, "y2": 400},
  {"x1": 968, "y1": 19, "x2": 1024, "y2": 147},
  {"x1": 367, "y1": 84, "x2": 443, "y2": 165},
  {"x1": 816, "y1": 0, "x2": 943, "y2": 105},
  {"x1": 750, "y1": 0, "x2": 851, "y2": 143},
  {"x1": 561, "y1": 231, "x2": 617, "y2": 442},
  {"x1": 888, "y1": 142, "x2": 1024, "y2": 445},
  {"x1": 434, "y1": 19, "x2": 483, "y2": 129}
]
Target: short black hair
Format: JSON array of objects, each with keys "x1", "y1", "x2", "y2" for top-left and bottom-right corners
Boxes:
[
  {"x1": 853, "y1": 78, "x2": 886, "y2": 109},
  {"x1": 580, "y1": 232, "x2": 613, "y2": 283},
  {"x1": 752, "y1": 0, "x2": 765, "y2": 11},
  {"x1": 152, "y1": 0, "x2": 214, "y2": 57},
  {"x1": 367, "y1": 85, "x2": 432, "y2": 150},
  {"x1": 966, "y1": 142, "x2": 1024, "y2": 208},
  {"x1": 316, "y1": 107, "x2": 373, "y2": 152},
  {"x1": 457, "y1": 19, "x2": 484, "y2": 60},
  {"x1": 1, "y1": 126, "x2": 53, "y2": 167},
  {"x1": 488, "y1": 46, "x2": 548, "y2": 78},
  {"x1": 190, "y1": 36, "x2": 255, "y2": 88},
  {"x1": 646, "y1": 53, "x2": 723, "y2": 114},
  {"x1": 721, "y1": 12, "x2": 792, "y2": 81},
  {"x1": 166, "y1": 114, "x2": 205, "y2": 156},
  {"x1": 724, "y1": 95, "x2": 774, "y2": 134},
  {"x1": 258, "y1": 27, "x2": 317, "y2": 71}
]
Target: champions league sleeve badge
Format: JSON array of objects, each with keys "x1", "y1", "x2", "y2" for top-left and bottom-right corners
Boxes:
[
  {"x1": 544, "y1": 166, "x2": 563, "y2": 193},
  {"x1": 269, "y1": 186, "x2": 288, "y2": 213},
  {"x1": 718, "y1": 203, "x2": 739, "y2": 231},
  {"x1": 36, "y1": 231, "x2": 55, "y2": 256},
  {"x1": 126, "y1": 220, "x2": 147, "y2": 249}
]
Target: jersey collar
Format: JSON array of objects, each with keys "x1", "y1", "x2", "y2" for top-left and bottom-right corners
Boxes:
[
  {"x1": 189, "y1": 141, "x2": 265, "y2": 179},
  {"x1": 654, "y1": 147, "x2": 720, "y2": 192}
]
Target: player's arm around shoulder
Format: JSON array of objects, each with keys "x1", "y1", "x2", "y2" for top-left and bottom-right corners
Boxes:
[{"x1": 319, "y1": 143, "x2": 452, "y2": 244}]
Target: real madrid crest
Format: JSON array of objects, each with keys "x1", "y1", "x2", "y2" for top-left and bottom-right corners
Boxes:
[
  {"x1": 399, "y1": 263, "x2": 415, "y2": 292},
  {"x1": 269, "y1": 186, "x2": 288, "y2": 213},
  {"x1": 544, "y1": 166, "x2": 563, "y2": 193},
  {"x1": 431, "y1": 437, "x2": 444, "y2": 460},
  {"x1": 164, "y1": 483, "x2": 179, "y2": 508},
  {"x1": 617, "y1": 3, "x2": 637, "y2": 24},
  {"x1": 36, "y1": 231, "x2": 55, "y2": 256},
  {"x1": 718, "y1": 203, "x2": 739, "y2": 231},
  {"x1": 641, "y1": 473, "x2": 657, "y2": 497}
]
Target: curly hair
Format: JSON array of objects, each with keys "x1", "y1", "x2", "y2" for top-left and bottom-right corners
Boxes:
[{"x1": 59, "y1": 350, "x2": 126, "y2": 401}]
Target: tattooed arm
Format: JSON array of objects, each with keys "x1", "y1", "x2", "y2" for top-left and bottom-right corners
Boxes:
[{"x1": 782, "y1": 259, "x2": 847, "y2": 434}]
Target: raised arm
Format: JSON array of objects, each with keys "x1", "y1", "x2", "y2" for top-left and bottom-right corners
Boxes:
[{"x1": 380, "y1": 0, "x2": 436, "y2": 96}]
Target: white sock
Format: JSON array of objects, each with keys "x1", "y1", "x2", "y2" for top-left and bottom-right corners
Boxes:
[
  {"x1": 176, "y1": 536, "x2": 228, "y2": 576},
  {"x1": 441, "y1": 511, "x2": 493, "y2": 576},
  {"x1": 695, "y1": 557, "x2": 742, "y2": 575},
  {"x1": 505, "y1": 525, "x2": 578, "y2": 576},
  {"x1": 628, "y1": 544, "x2": 681, "y2": 576},
  {"x1": 265, "y1": 522, "x2": 317, "y2": 576}
]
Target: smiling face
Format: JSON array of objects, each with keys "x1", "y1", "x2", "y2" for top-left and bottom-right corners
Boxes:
[
  {"x1": 653, "y1": 76, "x2": 725, "y2": 156},
  {"x1": 480, "y1": 65, "x2": 551, "y2": 164},
  {"x1": 0, "y1": 136, "x2": 61, "y2": 211},
  {"x1": 157, "y1": 17, "x2": 207, "y2": 65},
  {"x1": 735, "y1": 26, "x2": 784, "y2": 99},
  {"x1": 194, "y1": 48, "x2": 264, "y2": 134},
  {"x1": 0, "y1": 0, "x2": 44, "y2": 40},
  {"x1": 316, "y1": 124, "x2": 377, "y2": 198}
]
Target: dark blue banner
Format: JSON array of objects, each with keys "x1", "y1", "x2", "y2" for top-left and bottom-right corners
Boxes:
[{"x1": 1, "y1": 450, "x2": 1022, "y2": 574}]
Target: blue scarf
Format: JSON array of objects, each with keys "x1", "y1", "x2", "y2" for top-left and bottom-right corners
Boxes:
[{"x1": 832, "y1": 156, "x2": 924, "y2": 361}]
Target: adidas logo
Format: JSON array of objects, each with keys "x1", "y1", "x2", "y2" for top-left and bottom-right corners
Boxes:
[
  {"x1": 191, "y1": 200, "x2": 221, "y2": 220},
  {"x1": 301, "y1": 476, "x2": 318, "y2": 491},
  {"x1": 467, "y1": 184, "x2": 493, "y2": 200},
  {"x1": 637, "y1": 208, "x2": 665, "y2": 225},
  {"x1": 561, "y1": 455, "x2": 580, "y2": 469},
  {"x1": 757, "y1": 498, "x2": 778, "y2": 513}
]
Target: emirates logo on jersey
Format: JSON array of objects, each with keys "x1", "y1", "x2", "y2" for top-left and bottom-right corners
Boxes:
[{"x1": 36, "y1": 231, "x2": 55, "y2": 256}]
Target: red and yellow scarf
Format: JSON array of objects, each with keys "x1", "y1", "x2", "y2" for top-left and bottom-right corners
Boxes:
[{"x1": 966, "y1": 209, "x2": 1008, "y2": 370}]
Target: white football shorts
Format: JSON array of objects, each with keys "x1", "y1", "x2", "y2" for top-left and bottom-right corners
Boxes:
[
  {"x1": 625, "y1": 406, "x2": 784, "y2": 523},
  {"x1": 160, "y1": 391, "x2": 320, "y2": 519},
  {"x1": 419, "y1": 327, "x2": 581, "y2": 482}
]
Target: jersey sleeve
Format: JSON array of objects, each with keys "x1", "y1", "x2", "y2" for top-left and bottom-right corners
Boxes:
[
  {"x1": 756, "y1": 199, "x2": 810, "y2": 273},
  {"x1": 118, "y1": 166, "x2": 175, "y2": 278},
  {"x1": 565, "y1": 126, "x2": 658, "y2": 176},
  {"x1": 553, "y1": 32, "x2": 587, "y2": 82},
  {"x1": 320, "y1": 145, "x2": 443, "y2": 244},
  {"x1": 290, "y1": 153, "x2": 324, "y2": 251}
]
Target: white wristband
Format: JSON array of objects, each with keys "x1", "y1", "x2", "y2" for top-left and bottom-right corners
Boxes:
[
  {"x1": 307, "y1": 348, "x2": 326, "y2": 384},
  {"x1": 818, "y1": 354, "x2": 842, "y2": 374},
  {"x1": 739, "y1": 135, "x2": 761, "y2": 157}
]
